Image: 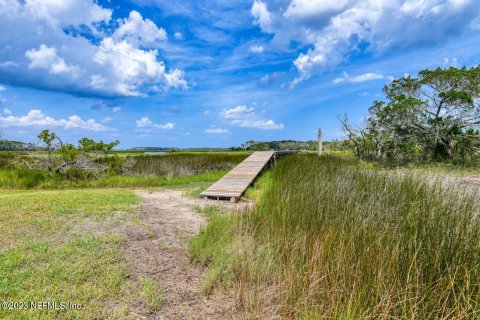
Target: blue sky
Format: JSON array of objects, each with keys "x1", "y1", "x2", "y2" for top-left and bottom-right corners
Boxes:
[{"x1": 0, "y1": 0, "x2": 479, "y2": 148}]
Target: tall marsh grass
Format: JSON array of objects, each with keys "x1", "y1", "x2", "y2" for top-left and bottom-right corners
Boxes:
[
  {"x1": 0, "y1": 152, "x2": 248, "y2": 189},
  {"x1": 128, "y1": 152, "x2": 249, "y2": 176},
  {"x1": 0, "y1": 169, "x2": 227, "y2": 189},
  {"x1": 192, "y1": 154, "x2": 480, "y2": 318}
]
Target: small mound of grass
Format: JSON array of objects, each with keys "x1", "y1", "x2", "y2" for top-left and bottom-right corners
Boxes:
[
  {"x1": 188, "y1": 206, "x2": 243, "y2": 295},
  {"x1": 141, "y1": 277, "x2": 164, "y2": 312}
]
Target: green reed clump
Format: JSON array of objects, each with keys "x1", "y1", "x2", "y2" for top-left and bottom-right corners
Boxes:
[
  {"x1": 129, "y1": 152, "x2": 248, "y2": 176},
  {"x1": 195, "y1": 154, "x2": 480, "y2": 318},
  {"x1": 0, "y1": 153, "x2": 17, "y2": 169}
]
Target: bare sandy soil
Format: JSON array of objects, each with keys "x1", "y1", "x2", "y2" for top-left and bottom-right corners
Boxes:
[{"x1": 122, "y1": 190, "x2": 247, "y2": 320}]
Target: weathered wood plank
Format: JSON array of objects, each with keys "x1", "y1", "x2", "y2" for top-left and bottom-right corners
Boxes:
[{"x1": 200, "y1": 151, "x2": 275, "y2": 199}]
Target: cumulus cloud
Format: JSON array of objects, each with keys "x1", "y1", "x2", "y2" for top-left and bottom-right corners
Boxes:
[
  {"x1": 0, "y1": 86, "x2": 6, "y2": 92},
  {"x1": 205, "y1": 128, "x2": 230, "y2": 134},
  {"x1": 136, "y1": 116, "x2": 174, "y2": 129},
  {"x1": 251, "y1": 0, "x2": 480, "y2": 86},
  {"x1": 113, "y1": 10, "x2": 167, "y2": 46},
  {"x1": 3, "y1": 108, "x2": 12, "y2": 115},
  {"x1": 285, "y1": 0, "x2": 348, "y2": 20},
  {"x1": 0, "y1": 110, "x2": 107, "y2": 131},
  {"x1": 23, "y1": 0, "x2": 112, "y2": 28},
  {"x1": 443, "y1": 57, "x2": 459, "y2": 67},
  {"x1": 174, "y1": 32, "x2": 184, "y2": 40},
  {"x1": 251, "y1": 1, "x2": 273, "y2": 32},
  {"x1": 333, "y1": 71, "x2": 393, "y2": 84},
  {"x1": 101, "y1": 117, "x2": 113, "y2": 124},
  {"x1": 259, "y1": 71, "x2": 286, "y2": 86},
  {"x1": 92, "y1": 38, "x2": 181, "y2": 96},
  {"x1": 250, "y1": 45, "x2": 264, "y2": 53},
  {"x1": 159, "y1": 122, "x2": 175, "y2": 129},
  {"x1": 136, "y1": 116, "x2": 152, "y2": 128},
  {"x1": 221, "y1": 105, "x2": 283, "y2": 130},
  {"x1": 0, "y1": 1, "x2": 187, "y2": 97},
  {"x1": 26, "y1": 44, "x2": 79, "y2": 75},
  {"x1": 163, "y1": 69, "x2": 188, "y2": 89}
]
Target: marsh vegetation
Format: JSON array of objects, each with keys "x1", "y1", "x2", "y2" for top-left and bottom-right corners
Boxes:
[{"x1": 191, "y1": 154, "x2": 480, "y2": 318}]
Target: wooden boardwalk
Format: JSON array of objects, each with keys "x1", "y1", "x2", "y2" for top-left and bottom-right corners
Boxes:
[{"x1": 200, "y1": 151, "x2": 275, "y2": 202}]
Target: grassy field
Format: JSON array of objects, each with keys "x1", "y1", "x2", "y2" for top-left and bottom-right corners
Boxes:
[
  {"x1": 191, "y1": 154, "x2": 480, "y2": 319},
  {"x1": 0, "y1": 189, "x2": 166, "y2": 319}
]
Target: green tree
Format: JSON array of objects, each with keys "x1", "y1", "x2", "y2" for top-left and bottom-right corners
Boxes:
[
  {"x1": 33, "y1": 130, "x2": 121, "y2": 177},
  {"x1": 342, "y1": 66, "x2": 480, "y2": 162},
  {"x1": 241, "y1": 140, "x2": 271, "y2": 151}
]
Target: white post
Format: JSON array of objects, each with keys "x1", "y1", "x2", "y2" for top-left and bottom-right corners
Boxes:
[{"x1": 318, "y1": 128, "x2": 323, "y2": 156}]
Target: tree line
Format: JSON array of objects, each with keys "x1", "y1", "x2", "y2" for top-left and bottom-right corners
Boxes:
[{"x1": 231, "y1": 140, "x2": 347, "y2": 152}]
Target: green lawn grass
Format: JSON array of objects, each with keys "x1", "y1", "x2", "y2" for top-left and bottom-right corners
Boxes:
[{"x1": 0, "y1": 189, "x2": 161, "y2": 319}]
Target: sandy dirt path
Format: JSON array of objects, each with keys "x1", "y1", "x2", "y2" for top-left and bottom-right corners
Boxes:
[{"x1": 122, "y1": 190, "x2": 243, "y2": 320}]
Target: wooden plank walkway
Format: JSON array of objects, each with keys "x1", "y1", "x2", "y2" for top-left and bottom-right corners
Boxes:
[{"x1": 200, "y1": 151, "x2": 275, "y2": 202}]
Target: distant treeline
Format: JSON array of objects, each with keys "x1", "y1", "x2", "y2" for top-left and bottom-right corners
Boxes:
[
  {"x1": 128, "y1": 147, "x2": 234, "y2": 152},
  {"x1": 0, "y1": 138, "x2": 37, "y2": 151},
  {"x1": 1, "y1": 136, "x2": 347, "y2": 153},
  {"x1": 231, "y1": 139, "x2": 348, "y2": 152},
  {"x1": 130, "y1": 140, "x2": 348, "y2": 152}
]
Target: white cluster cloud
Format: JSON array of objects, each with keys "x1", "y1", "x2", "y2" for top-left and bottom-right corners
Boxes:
[
  {"x1": 0, "y1": 85, "x2": 6, "y2": 105},
  {"x1": 164, "y1": 69, "x2": 188, "y2": 89},
  {"x1": 0, "y1": 110, "x2": 107, "y2": 131},
  {"x1": 23, "y1": 0, "x2": 112, "y2": 28},
  {"x1": 251, "y1": 0, "x2": 480, "y2": 86},
  {"x1": 251, "y1": 0, "x2": 272, "y2": 32},
  {"x1": 0, "y1": 1, "x2": 187, "y2": 97},
  {"x1": 93, "y1": 38, "x2": 172, "y2": 96},
  {"x1": 136, "y1": 116, "x2": 175, "y2": 129},
  {"x1": 101, "y1": 117, "x2": 113, "y2": 124},
  {"x1": 333, "y1": 72, "x2": 393, "y2": 84},
  {"x1": 26, "y1": 44, "x2": 79, "y2": 75},
  {"x1": 443, "y1": 57, "x2": 459, "y2": 67},
  {"x1": 221, "y1": 105, "x2": 283, "y2": 130},
  {"x1": 136, "y1": 116, "x2": 153, "y2": 127},
  {"x1": 174, "y1": 32, "x2": 184, "y2": 40},
  {"x1": 250, "y1": 45, "x2": 265, "y2": 53},
  {"x1": 113, "y1": 11, "x2": 167, "y2": 46},
  {"x1": 205, "y1": 127, "x2": 230, "y2": 134}
]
